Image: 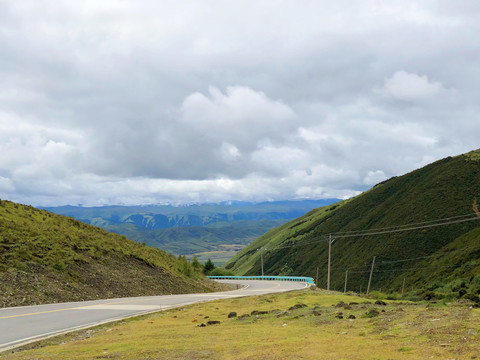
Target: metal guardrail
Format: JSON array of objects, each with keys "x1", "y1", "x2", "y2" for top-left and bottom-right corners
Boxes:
[{"x1": 207, "y1": 275, "x2": 315, "y2": 285}]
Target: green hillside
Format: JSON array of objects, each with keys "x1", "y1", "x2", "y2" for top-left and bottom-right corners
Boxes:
[
  {"x1": 225, "y1": 149, "x2": 480, "y2": 295},
  {"x1": 398, "y1": 226, "x2": 480, "y2": 293},
  {"x1": 0, "y1": 200, "x2": 222, "y2": 308}
]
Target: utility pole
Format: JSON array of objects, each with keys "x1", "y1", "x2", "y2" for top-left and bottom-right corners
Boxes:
[
  {"x1": 315, "y1": 267, "x2": 319, "y2": 287},
  {"x1": 366, "y1": 256, "x2": 376, "y2": 295},
  {"x1": 327, "y1": 234, "x2": 332, "y2": 290},
  {"x1": 260, "y1": 247, "x2": 264, "y2": 276},
  {"x1": 344, "y1": 270, "x2": 348, "y2": 293},
  {"x1": 401, "y1": 277, "x2": 406, "y2": 297}
]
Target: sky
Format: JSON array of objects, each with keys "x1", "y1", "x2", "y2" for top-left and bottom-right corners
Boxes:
[{"x1": 1, "y1": 0, "x2": 479, "y2": 206}]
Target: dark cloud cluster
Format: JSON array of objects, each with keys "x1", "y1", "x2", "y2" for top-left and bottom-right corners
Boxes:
[{"x1": 1, "y1": 0, "x2": 479, "y2": 206}]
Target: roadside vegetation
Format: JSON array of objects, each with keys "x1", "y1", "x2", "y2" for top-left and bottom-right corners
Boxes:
[
  {"x1": 0, "y1": 200, "x2": 225, "y2": 308},
  {"x1": 4, "y1": 288, "x2": 480, "y2": 359}
]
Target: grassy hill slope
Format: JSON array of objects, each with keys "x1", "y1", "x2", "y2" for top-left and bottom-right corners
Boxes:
[
  {"x1": 225, "y1": 149, "x2": 480, "y2": 294},
  {"x1": 0, "y1": 200, "x2": 222, "y2": 308}
]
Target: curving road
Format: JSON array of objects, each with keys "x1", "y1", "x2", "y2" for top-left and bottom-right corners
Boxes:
[{"x1": 0, "y1": 280, "x2": 308, "y2": 353}]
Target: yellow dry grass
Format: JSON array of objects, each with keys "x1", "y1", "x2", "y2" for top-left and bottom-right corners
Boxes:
[{"x1": 4, "y1": 289, "x2": 480, "y2": 360}]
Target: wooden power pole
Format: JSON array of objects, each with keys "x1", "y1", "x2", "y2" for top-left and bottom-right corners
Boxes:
[
  {"x1": 260, "y1": 248, "x2": 264, "y2": 276},
  {"x1": 344, "y1": 270, "x2": 348, "y2": 293},
  {"x1": 327, "y1": 234, "x2": 332, "y2": 290},
  {"x1": 366, "y1": 256, "x2": 376, "y2": 295}
]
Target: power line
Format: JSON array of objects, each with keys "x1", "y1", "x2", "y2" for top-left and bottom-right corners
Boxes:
[
  {"x1": 347, "y1": 261, "x2": 479, "y2": 274},
  {"x1": 332, "y1": 215, "x2": 479, "y2": 239},
  {"x1": 255, "y1": 211, "x2": 479, "y2": 287},
  {"x1": 262, "y1": 212, "x2": 480, "y2": 252},
  {"x1": 257, "y1": 211, "x2": 480, "y2": 285},
  {"x1": 325, "y1": 244, "x2": 480, "y2": 272},
  {"x1": 332, "y1": 245, "x2": 480, "y2": 273},
  {"x1": 331, "y1": 212, "x2": 477, "y2": 237},
  {"x1": 378, "y1": 254, "x2": 439, "y2": 264},
  {"x1": 379, "y1": 247, "x2": 480, "y2": 264}
]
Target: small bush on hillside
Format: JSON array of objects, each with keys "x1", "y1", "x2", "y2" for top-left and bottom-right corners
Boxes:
[
  {"x1": 191, "y1": 256, "x2": 203, "y2": 272},
  {"x1": 209, "y1": 268, "x2": 234, "y2": 276},
  {"x1": 426, "y1": 280, "x2": 445, "y2": 292},
  {"x1": 421, "y1": 290, "x2": 436, "y2": 301},
  {"x1": 368, "y1": 291, "x2": 388, "y2": 300},
  {"x1": 203, "y1": 258, "x2": 216, "y2": 275},
  {"x1": 450, "y1": 279, "x2": 468, "y2": 292},
  {"x1": 278, "y1": 264, "x2": 293, "y2": 276},
  {"x1": 469, "y1": 275, "x2": 480, "y2": 294},
  {"x1": 176, "y1": 255, "x2": 203, "y2": 278},
  {"x1": 386, "y1": 292, "x2": 402, "y2": 300},
  {"x1": 463, "y1": 293, "x2": 480, "y2": 303}
]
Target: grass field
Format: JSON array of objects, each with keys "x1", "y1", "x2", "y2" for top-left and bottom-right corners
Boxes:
[{"x1": 4, "y1": 288, "x2": 480, "y2": 359}]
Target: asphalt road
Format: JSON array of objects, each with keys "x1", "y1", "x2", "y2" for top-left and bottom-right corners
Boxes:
[{"x1": 0, "y1": 280, "x2": 308, "y2": 352}]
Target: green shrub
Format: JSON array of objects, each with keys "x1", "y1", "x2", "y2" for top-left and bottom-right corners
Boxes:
[
  {"x1": 426, "y1": 281, "x2": 445, "y2": 292},
  {"x1": 463, "y1": 293, "x2": 480, "y2": 303},
  {"x1": 203, "y1": 258, "x2": 216, "y2": 275},
  {"x1": 209, "y1": 268, "x2": 234, "y2": 276},
  {"x1": 53, "y1": 261, "x2": 66, "y2": 272},
  {"x1": 449, "y1": 278, "x2": 468, "y2": 292},
  {"x1": 386, "y1": 292, "x2": 402, "y2": 300},
  {"x1": 368, "y1": 290, "x2": 387, "y2": 300},
  {"x1": 469, "y1": 275, "x2": 480, "y2": 294}
]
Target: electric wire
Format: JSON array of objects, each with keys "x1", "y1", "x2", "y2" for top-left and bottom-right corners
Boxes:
[
  {"x1": 311, "y1": 242, "x2": 480, "y2": 276},
  {"x1": 332, "y1": 215, "x2": 479, "y2": 238},
  {"x1": 261, "y1": 213, "x2": 480, "y2": 252},
  {"x1": 346, "y1": 262, "x2": 478, "y2": 274},
  {"x1": 331, "y1": 212, "x2": 477, "y2": 236}
]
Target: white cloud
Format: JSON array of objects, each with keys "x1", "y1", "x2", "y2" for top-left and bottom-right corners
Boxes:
[
  {"x1": 251, "y1": 145, "x2": 310, "y2": 176},
  {"x1": 220, "y1": 142, "x2": 241, "y2": 161},
  {"x1": 180, "y1": 86, "x2": 296, "y2": 150},
  {"x1": 0, "y1": 1, "x2": 479, "y2": 206},
  {"x1": 363, "y1": 170, "x2": 387, "y2": 186},
  {"x1": 379, "y1": 71, "x2": 445, "y2": 101},
  {"x1": 0, "y1": 176, "x2": 15, "y2": 193}
]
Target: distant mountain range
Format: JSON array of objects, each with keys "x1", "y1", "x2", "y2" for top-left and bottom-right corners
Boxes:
[{"x1": 44, "y1": 200, "x2": 339, "y2": 263}]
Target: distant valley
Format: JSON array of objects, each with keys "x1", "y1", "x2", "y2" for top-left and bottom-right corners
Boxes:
[{"x1": 44, "y1": 200, "x2": 339, "y2": 264}]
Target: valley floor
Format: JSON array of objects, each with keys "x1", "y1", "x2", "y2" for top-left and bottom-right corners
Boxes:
[{"x1": 3, "y1": 289, "x2": 480, "y2": 359}]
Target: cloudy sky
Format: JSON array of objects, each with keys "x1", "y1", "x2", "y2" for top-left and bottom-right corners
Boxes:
[{"x1": 1, "y1": 0, "x2": 479, "y2": 206}]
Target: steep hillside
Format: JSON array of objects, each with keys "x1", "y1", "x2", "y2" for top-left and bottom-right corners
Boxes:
[
  {"x1": 225, "y1": 149, "x2": 480, "y2": 293},
  {"x1": 382, "y1": 224, "x2": 480, "y2": 295},
  {"x1": 0, "y1": 200, "x2": 223, "y2": 308}
]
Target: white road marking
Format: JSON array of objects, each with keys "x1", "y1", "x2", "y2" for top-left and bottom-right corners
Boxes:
[{"x1": 74, "y1": 305, "x2": 162, "y2": 311}]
